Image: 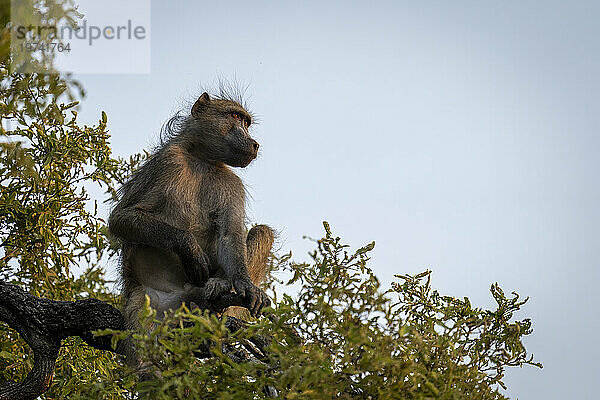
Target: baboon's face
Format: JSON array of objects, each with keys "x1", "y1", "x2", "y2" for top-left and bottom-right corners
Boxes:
[
  {"x1": 191, "y1": 93, "x2": 259, "y2": 167},
  {"x1": 218, "y1": 102, "x2": 258, "y2": 167}
]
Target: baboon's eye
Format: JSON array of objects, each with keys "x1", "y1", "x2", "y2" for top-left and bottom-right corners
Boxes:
[{"x1": 231, "y1": 112, "x2": 250, "y2": 129}]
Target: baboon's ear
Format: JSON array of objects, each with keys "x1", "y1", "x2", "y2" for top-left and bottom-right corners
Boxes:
[{"x1": 192, "y1": 92, "x2": 211, "y2": 117}]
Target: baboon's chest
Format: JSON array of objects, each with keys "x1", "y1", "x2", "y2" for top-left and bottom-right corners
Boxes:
[{"x1": 188, "y1": 171, "x2": 242, "y2": 247}]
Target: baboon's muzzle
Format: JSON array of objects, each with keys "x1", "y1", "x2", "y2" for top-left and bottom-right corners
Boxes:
[{"x1": 230, "y1": 140, "x2": 259, "y2": 167}]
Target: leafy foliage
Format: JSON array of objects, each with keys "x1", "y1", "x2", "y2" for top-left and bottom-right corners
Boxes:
[
  {"x1": 129, "y1": 222, "x2": 540, "y2": 399},
  {"x1": 0, "y1": 1, "x2": 540, "y2": 399},
  {"x1": 0, "y1": 1, "x2": 141, "y2": 398}
]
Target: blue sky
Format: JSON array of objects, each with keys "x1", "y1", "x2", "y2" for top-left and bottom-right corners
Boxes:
[{"x1": 74, "y1": 1, "x2": 600, "y2": 398}]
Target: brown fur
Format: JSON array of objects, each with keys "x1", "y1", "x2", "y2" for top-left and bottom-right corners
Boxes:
[{"x1": 108, "y1": 92, "x2": 274, "y2": 363}]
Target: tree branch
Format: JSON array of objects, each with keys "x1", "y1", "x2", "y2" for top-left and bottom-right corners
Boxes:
[{"x1": 0, "y1": 281, "x2": 261, "y2": 400}]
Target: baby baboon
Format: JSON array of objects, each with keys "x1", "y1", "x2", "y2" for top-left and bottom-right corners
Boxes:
[{"x1": 109, "y1": 92, "x2": 274, "y2": 334}]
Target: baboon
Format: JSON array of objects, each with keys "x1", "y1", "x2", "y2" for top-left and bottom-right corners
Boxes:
[{"x1": 108, "y1": 92, "x2": 274, "y2": 338}]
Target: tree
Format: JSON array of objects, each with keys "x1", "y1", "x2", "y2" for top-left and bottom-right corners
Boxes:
[
  {"x1": 0, "y1": 1, "x2": 141, "y2": 398},
  {"x1": 0, "y1": 1, "x2": 541, "y2": 399}
]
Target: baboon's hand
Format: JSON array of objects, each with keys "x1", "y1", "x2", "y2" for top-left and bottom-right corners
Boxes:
[
  {"x1": 201, "y1": 277, "x2": 233, "y2": 301},
  {"x1": 179, "y1": 243, "x2": 211, "y2": 285},
  {"x1": 232, "y1": 277, "x2": 271, "y2": 317},
  {"x1": 190, "y1": 251, "x2": 211, "y2": 284}
]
